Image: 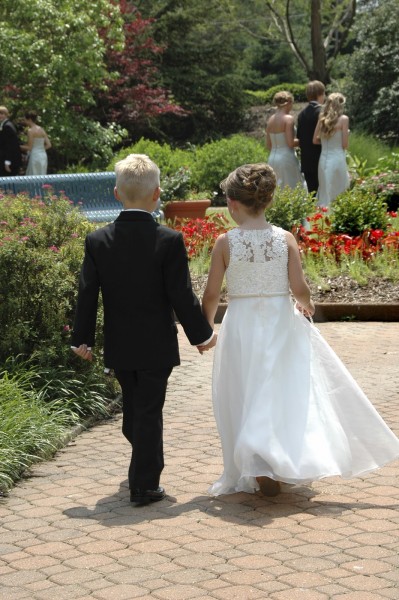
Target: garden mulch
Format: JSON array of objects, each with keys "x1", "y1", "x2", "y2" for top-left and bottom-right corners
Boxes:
[{"x1": 1, "y1": 322, "x2": 399, "y2": 600}]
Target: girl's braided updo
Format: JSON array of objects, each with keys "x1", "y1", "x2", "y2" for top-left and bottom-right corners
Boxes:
[{"x1": 220, "y1": 163, "x2": 276, "y2": 215}]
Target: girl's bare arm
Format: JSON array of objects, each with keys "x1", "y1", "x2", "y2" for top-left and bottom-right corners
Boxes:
[
  {"x1": 202, "y1": 234, "x2": 229, "y2": 327},
  {"x1": 286, "y1": 232, "x2": 315, "y2": 315}
]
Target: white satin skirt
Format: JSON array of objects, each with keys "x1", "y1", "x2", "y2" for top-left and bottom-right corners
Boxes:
[{"x1": 209, "y1": 296, "x2": 399, "y2": 495}]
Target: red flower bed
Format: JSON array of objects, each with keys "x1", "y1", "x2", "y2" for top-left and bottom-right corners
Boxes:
[
  {"x1": 297, "y1": 211, "x2": 399, "y2": 261},
  {"x1": 173, "y1": 212, "x2": 399, "y2": 262},
  {"x1": 174, "y1": 214, "x2": 229, "y2": 257}
]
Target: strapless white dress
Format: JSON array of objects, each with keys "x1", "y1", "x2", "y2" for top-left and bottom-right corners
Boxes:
[
  {"x1": 267, "y1": 132, "x2": 305, "y2": 190},
  {"x1": 209, "y1": 226, "x2": 399, "y2": 496},
  {"x1": 26, "y1": 137, "x2": 48, "y2": 175},
  {"x1": 317, "y1": 130, "x2": 349, "y2": 207}
]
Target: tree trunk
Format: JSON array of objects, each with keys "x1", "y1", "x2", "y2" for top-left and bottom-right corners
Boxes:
[{"x1": 310, "y1": 0, "x2": 329, "y2": 82}]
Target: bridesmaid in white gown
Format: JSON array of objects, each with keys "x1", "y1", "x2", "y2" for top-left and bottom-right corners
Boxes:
[
  {"x1": 313, "y1": 93, "x2": 350, "y2": 207},
  {"x1": 21, "y1": 110, "x2": 51, "y2": 175},
  {"x1": 266, "y1": 91, "x2": 305, "y2": 190},
  {"x1": 201, "y1": 163, "x2": 399, "y2": 498}
]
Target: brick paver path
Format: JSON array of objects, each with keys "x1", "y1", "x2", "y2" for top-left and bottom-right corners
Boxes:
[{"x1": 1, "y1": 323, "x2": 398, "y2": 600}]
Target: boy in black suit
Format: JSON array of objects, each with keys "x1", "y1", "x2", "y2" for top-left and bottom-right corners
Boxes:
[
  {"x1": 297, "y1": 81, "x2": 326, "y2": 195},
  {"x1": 72, "y1": 154, "x2": 215, "y2": 504}
]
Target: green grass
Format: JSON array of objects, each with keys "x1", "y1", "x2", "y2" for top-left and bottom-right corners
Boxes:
[
  {"x1": 349, "y1": 132, "x2": 399, "y2": 173},
  {"x1": 302, "y1": 249, "x2": 399, "y2": 288},
  {"x1": 0, "y1": 358, "x2": 119, "y2": 494}
]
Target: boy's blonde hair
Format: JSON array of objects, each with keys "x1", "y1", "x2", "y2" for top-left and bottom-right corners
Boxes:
[{"x1": 115, "y1": 154, "x2": 160, "y2": 200}]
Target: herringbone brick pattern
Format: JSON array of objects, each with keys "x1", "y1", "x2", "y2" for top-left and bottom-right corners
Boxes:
[{"x1": 1, "y1": 323, "x2": 398, "y2": 600}]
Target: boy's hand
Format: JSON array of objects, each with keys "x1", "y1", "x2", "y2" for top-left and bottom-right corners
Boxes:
[
  {"x1": 197, "y1": 334, "x2": 217, "y2": 354},
  {"x1": 71, "y1": 344, "x2": 93, "y2": 361}
]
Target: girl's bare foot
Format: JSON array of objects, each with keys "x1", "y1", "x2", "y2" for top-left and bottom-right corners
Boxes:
[{"x1": 256, "y1": 476, "x2": 281, "y2": 497}]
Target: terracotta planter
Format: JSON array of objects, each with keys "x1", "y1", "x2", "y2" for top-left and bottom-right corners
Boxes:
[{"x1": 164, "y1": 199, "x2": 211, "y2": 222}]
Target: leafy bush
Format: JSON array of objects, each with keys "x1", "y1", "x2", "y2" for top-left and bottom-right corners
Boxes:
[
  {"x1": 0, "y1": 191, "x2": 120, "y2": 494},
  {"x1": 266, "y1": 185, "x2": 316, "y2": 231},
  {"x1": 357, "y1": 171, "x2": 399, "y2": 211},
  {"x1": 191, "y1": 135, "x2": 266, "y2": 197},
  {"x1": 246, "y1": 83, "x2": 307, "y2": 105},
  {"x1": 161, "y1": 167, "x2": 192, "y2": 202},
  {"x1": 0, "y1": 191, "x2": 93, "y2": 366},
  {"x1": 330, "y1": 188, "x2": 388, "y2": 235},
  {"x1": 107, "y1": 138, "x2": 193, "y2": 176},
  {"x1": 375, "y1": 152, "x2": 399, "y2": 173}
]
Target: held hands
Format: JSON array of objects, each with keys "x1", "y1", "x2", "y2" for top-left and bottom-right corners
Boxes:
[
  {"x1": 71, "y1": 344, "x2": 93, "y2": 362},
  {"x1": 197, "y1": 333, "x2": 218, "y2": 355}
]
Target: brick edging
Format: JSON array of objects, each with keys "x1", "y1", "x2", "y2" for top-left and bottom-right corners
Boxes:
[{"x1": 214, "y1": 303, "x2": 399, "y2": 323}]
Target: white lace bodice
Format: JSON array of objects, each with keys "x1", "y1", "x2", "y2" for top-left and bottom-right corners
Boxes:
[{"x1": 226, "y1": 226, "x2": 289, "y2": 297}]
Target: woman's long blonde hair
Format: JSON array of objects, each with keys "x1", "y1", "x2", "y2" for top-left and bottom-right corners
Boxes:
[{"x1": 319, "y1": 93, "x2": 346, "y2": 139}]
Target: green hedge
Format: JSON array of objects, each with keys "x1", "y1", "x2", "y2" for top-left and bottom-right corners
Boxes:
[{"x1": 246, "y1": 83, "x2": 307, "y2": 106}]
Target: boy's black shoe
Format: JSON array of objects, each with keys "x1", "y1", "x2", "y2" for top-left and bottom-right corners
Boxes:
[{"x1": 130, "y1": 486, "x2": 166, "y2": 505}]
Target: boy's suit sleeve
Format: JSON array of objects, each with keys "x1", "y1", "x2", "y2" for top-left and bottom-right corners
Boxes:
[
  {"x1": 71, "y1": 236, "x2": 100, "y2": 347},
  {"x1": 164, "y1": 232, "x2": 213, "y2": 346}
]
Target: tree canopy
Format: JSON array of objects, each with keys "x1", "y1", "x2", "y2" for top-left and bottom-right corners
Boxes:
[
  {"x1": 0, "y1": 0, "x2": 396, "y2": 170},
  {"x1": 0, "y1": 0, "x2": 127, "y2": 168},
  {"x1": 344, "y1": 0, "x2": 399, "y2": 143}
]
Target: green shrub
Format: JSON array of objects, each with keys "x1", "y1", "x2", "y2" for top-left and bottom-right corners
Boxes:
[
  {"x1": 266, "y1": 185, "x2": 316, "y2": 231},
  {"x1": 161, "y1": 167, "x2": 192, "y2": 202},
  {"x1": 0, "y1": 191, "x2": 94, "y2": 366},
  {"x1": 330, "y1": 188, "x2": 388, "y2": 235},
  {"x1": 246, "y1": 83, "x2": 307, "y2": 105},
  {"x1": 375, "y1": 152, "x2": 399, "y2": 173},
  {"x1": 357, "y1": 171, "x2": 399, "y2": 211},
  {"x1": 191, "y1": 134, "x2": 266, "y2": 197},
  {"x1": 107, "y1": 138, "x2": 193, "y2": 177}
]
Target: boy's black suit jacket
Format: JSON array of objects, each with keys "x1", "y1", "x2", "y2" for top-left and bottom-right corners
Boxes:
[
  {"x1": 297, "y1": 101, "x2": 322, "y2": 172},
  {"x1": 72, "y1": 210, "x2": 213, "y2": 371}
]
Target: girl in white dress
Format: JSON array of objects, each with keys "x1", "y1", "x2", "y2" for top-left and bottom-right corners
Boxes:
[
  {"x1": 21, "y1": 110, "x2": 51, "y2": 175},
  {"x1": 266, "y1": 91, "x2": 305, "y2": 190},
  {"x1": 313, "y1": 93, "x2": 350, "y2": 207},
  {"x1": 201, "y1": 163, "x2": 399, "y2": 498}
]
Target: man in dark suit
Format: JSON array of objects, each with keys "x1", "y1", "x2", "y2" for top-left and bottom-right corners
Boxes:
[
  {"x1": 71, "y1": 154, "x2": 215, "y2": 505},
  {"x1": 297, "y1": 81, "x2": 326, "y2": 195},
  {"x1": 0, "y1": 106, "x2": 22, "y2": 176}
]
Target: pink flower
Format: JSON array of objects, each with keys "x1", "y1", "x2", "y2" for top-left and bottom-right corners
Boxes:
[
  {"x1": 63, "y1": 325, "x2": 70, "y2": 332},
  {"x1": 49, "y1": 245, "x2": 60, "y2": 252}
]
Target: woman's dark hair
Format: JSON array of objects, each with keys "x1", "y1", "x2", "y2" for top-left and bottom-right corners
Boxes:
[{"x1": 24, "y1": 110, "x2": 38, "y2": 122}]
